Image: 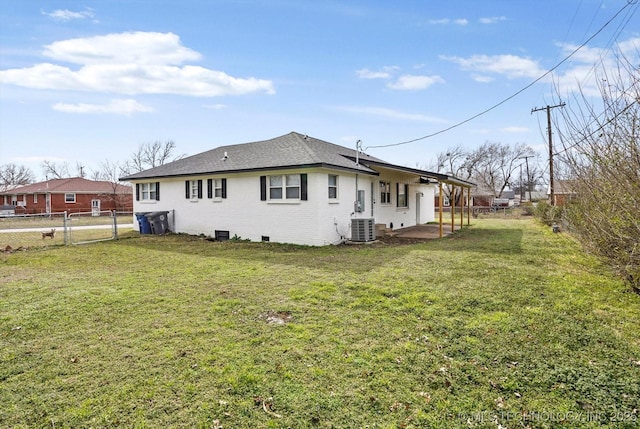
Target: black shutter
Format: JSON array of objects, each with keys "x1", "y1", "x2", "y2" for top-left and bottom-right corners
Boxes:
[
  {"x1": 260, "y1": 176, "x2": 267, "y2": 201},
  {"x1": 396, "y1": 182, "x2": 399, "y2": 207},
  {"x1": 221, "y1": 178, "x2": 227, "y2": 199},
  {"x1": 207, "y1": 179, "x2": 213, "y2": 199},
  {"x1": 300, "y1": 173, "x2": 308, "y2": 201},
  {"x1": 185, "y1": 180, "x2": 190, "y2": 199},
  {"x1": 197, "y1": 179, "x2": 203, "y2": 199},
  {"x1": 135, "y1": 183, "x2": 140, "y2": 201},
  {"x1": 155, "y1": 182, "x2": 160, "y2": 200}
]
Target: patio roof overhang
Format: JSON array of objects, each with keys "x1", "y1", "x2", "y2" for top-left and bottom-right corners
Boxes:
[
  {"x1": 348, "y1": 158, "x2": 475, "y2": 188},
  {"x1": 348, "y1": 157, "x2": 474, "y2": 239}
]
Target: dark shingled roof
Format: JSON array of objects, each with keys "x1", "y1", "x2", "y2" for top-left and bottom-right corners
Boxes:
[
  {"x1": 120, "y1": 131, "x2": 475, "y2": 187},
  {"x1": 121, "y1": 132, "x2": 384, "y2": 180}
]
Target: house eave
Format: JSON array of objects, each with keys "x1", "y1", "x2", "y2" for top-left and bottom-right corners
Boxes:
[
  {"x1": 120, "y1": 162, "x2": 379, "y2": 182},
  {"x1": 347, "y1": 158, "x2": 475, "y2": 187}
]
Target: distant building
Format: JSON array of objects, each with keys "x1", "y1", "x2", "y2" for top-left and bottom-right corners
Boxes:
[
  {"x1": 549, "y1": 180, "x2": 577, "y2": 206},
  {"x1": 0, "y1": 177, "x2": 133, "y2": 214}
]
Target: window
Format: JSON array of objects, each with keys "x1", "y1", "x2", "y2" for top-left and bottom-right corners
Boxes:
[
  {"x1": 213, "y1": 179, "x2": 223, "y2": 198},
  {"x1": 185, "y1": 180, "x2": 203, "y2": 200},
  {"x1": 328, "y1": 175, "x2": 338, "y2": 199},
  {"x1": 65, "y1": 193, "x2": 76, "y2": 203},
  {"x1": 207, "y1": 178, "x2": 227, "y2": 199},
  {"x1": 144, "y1": 183, "x2": 157, "y2": 200},
  {"x1": 139, "y1": 182, "x2": 159, "y2": 201},
  {"x1": 397, "y1": 183, "x2": 408, "y2": 208},
  {"x1": 269, "y1": 174, "x2": 299, "y2": 199},
  {"x1": 33, "y1": 194, "x2": 38, "y2": 204},
  {"x1": 380, "y1": 181, "x2": 391, "y2": 204},
  {"x1": 286, "y1": 175, "x2": 300, "y2": 199},
  {"x1": 261, "y1": 174, "x2": 307, "y2": 201},
  {"x1": 269, "y1": 175, "x2": 283, "y2": 199},
  {"x1": 190, "y1": 180, "x2": 199, "y2": 199}
]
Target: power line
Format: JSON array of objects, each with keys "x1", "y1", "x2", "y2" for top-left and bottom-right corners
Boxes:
[
  {"x1": 366, "y1": 0, "x2": 636, "y2": 150},
  {"x1": 554, "y1": 96, "x2": 639, "y2": 157}
]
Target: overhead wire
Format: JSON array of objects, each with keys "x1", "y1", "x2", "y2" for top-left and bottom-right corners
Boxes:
[
  {"x1": 365, "y1": 0, "x2": 637, "y2": 150},
  {"x1": 538, "y1": 2, "x2": 638, "y2": 156}
]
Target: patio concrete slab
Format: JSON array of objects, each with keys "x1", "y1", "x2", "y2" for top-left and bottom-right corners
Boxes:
[{"x1": 390, "y1": 223, "x2": 463, "y2": 239}]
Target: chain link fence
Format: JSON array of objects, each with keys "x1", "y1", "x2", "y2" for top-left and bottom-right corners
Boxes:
[{"x1": 0, "y1": 211, "x2": 134, "y2": 251}]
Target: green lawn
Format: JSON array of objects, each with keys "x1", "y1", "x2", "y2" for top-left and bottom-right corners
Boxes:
[{"x1": 1, "y1": 219, "x2": 638, "y2": 428}]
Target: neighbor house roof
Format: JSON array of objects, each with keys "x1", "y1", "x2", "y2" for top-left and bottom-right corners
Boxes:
[
  {"x1": 120, "y1": 131, "x2": 475, "y2": 187},
  {"x1": 551, "y1": 179, "x2": 578, "y2": 195},
  {"x1": 0, "y1": 177, "x2": 132, "y2": 195}
]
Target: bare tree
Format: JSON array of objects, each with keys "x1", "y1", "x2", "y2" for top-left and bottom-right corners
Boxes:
[
  {"x1": 41, "y1": 160, "x2": 71, "y2": 179},
  {"x1": 430, "y1": 145, "x2": 483, "y2": 205},
  {"x1": 93, "y1": 159, "x2": 132, "y2": 211},
  {"x1": 553, "y1": 50, "x2": 639, "y2": 290},
  {"x1": 432, "y1": 142, "x2": 535, "y2": 203},
  {"x1": 0, "y1": 164, "x2": 35, "y2": 191},
  {"x1": 122, "y1": 140, "x2": 184, "y2": 174},
  {"x1": 472, "y1": 141, "x2": 534, "y2": 198}
]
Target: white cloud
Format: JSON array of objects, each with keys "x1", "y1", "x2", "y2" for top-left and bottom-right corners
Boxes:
[
  {"x1": 429, "y1": 18, "x2": 468, "y2": 25},
  {"x1": 0, "y1": 32, "x2": 275, "y2": 97},
  {"x1": 471, "y1": 75, "x2": 495, "y2": 83},
  {"x1": 52, "y1": 99, "x2": 154, "y2": 115},
  {"x1": 42, "y1": 8, "x2": 95, "y2": 21},
  {"x1": 356, "y1": 66, "x2": 399, "y2": 79},
  {"x1": 441, "y1": 54, "x2": 546, "y2": 80},
  {"x1": 356, "y1": 68, "x2": 390, "y2": 79},
  {"x1": 479, "y1": 16, "x2": 507, "y2": 24},
  {"x1": 441, "y1": 37, "x2": 640, "y2": 98},
  {"x1": 43, "y1": 32, "x2": 201, "y2": 66},
  {"x1": 387, "y1": 74, "x2": 445, "y2": 90},
  {"x1": 553, "y1": 37, "x2": 640, "y2": 96},
  {"x1": 337, "y1": 106, "x2": 447, "y2": 123}
]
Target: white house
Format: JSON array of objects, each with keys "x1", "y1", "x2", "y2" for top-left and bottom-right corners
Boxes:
[{"x1": 121, "y1": 132, "x2": 472, "y2": 246}]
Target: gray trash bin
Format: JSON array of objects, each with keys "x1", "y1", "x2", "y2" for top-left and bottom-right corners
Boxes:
[{"x1": 146, "y1": 211, "x2": 170, "y2": 235}]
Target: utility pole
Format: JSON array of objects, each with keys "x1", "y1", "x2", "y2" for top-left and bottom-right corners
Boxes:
[
  {"x1": 531, "y1": 103, "x2": 565, "y2": 205},
  {"x1": 519, "y1": 155, "x2": 535, "y2": 202}
]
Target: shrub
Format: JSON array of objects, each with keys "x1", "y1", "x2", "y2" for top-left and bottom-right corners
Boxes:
[{"x1": 534, "y1": 201, "x2": 564, "y2": 226}]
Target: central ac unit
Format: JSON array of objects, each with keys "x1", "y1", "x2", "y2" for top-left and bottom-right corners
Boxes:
[{"x1": 351, "y1": 218, "x2": 376, "y2": 242}]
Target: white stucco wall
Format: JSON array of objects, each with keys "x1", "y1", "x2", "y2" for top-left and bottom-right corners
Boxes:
[
  {"x1": 130, "y1": 167, "x2": 436, "y2": 245},
  {"x1": 372, "y1": 171, "x2": 436, "y2": 230}
]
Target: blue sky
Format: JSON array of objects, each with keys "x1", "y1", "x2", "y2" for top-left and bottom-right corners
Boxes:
[{"x1": 1, "y1": 1, "x2": 638, "y2": 180}]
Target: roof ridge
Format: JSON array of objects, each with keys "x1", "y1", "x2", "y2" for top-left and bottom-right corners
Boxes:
[{"x1": 291, "y1": 132, "x2": 324, "y2": 164}]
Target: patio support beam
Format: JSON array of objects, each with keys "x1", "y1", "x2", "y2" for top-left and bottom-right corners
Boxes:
[
  {"x1": 439, "y1": 182, "x2": 443, "y2": 239},
  {"x1": 467, "y1": 187, "x2": 471, "y2": 226},
  {"x1": 460, "y1": 186, "x2": 464, "y2": 230},
  {"x1": 451, "y1": 184, "x2": 456, "y2": 233}
]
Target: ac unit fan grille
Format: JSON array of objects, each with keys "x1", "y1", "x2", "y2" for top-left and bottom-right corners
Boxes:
[{"x1": 351, "y1": 218, "x2": 376, "y2": 242}]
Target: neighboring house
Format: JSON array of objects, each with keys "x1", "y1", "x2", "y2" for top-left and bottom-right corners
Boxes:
[
  {"x1": 470, "y1": 188, "x2": 516, "y2": 207},
  {"x1": 549, "y1": 179, "x2": 577, "y2": 206},
  {"x1": 121, "y1": 132, "x2": 473, "y2": 246},
  {"x1": 0, "y1": 177, "x2": 133, "y2": 215}
]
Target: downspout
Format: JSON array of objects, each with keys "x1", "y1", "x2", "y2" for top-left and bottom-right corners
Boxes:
[{"x1": 354, "y1": 139, "x2": 362, "y2": 215}]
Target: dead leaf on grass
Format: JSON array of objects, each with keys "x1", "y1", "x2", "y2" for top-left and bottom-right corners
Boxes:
[{"x1": 254, "y1": 396, "x2": 282, "y2": 418}]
